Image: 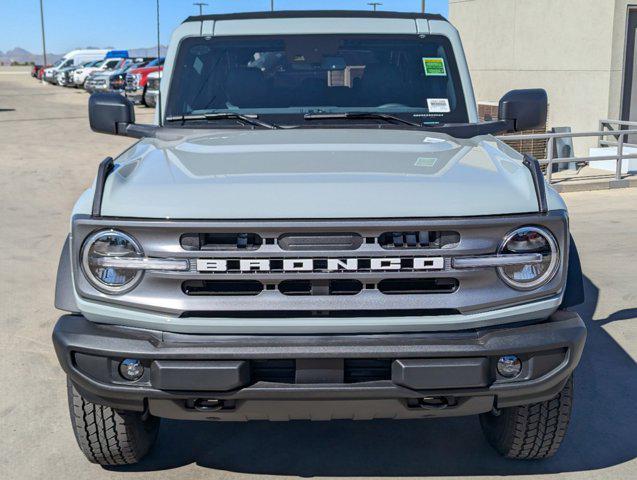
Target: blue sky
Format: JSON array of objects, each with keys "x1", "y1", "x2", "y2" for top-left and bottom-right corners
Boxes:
[{"x1": 1, "y1": 0, "x2": 449, "y2": 53}]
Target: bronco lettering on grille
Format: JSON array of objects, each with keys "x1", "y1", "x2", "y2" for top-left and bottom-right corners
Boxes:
[{"x1": 196, "y1": 257, "x2": 445, "y2": 273}]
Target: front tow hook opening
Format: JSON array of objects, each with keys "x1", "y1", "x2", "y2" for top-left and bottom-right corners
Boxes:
[
  {"x1": 412, "y1": 396, "x2": 457, "y2": 410},
  {"x1": 193, "y1": 399, "x2": 224, "y2": 412}
]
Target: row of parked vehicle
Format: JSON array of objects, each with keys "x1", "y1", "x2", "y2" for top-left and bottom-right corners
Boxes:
[{"x1": 32, "y1": 49, "x2": 163, "y2": 107}]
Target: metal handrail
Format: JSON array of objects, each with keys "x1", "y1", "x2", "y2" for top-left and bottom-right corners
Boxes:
[{"x1": 496, "y1": 120, "x2": 637, "y2": 183}]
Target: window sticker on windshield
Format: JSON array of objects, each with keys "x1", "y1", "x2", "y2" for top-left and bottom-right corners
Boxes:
[
  {"x1": 415, "y1": 157, "x2": 438, "y2": 167},
  {"x1": 193, "y1": 57, "x2": 204, "y2": 75},
  {"x1": 427, "y1": 98, "x2": 451, "y2": 113},
  {"x1": 423, "y1": 57, "x2": 447, "y2": 76}
]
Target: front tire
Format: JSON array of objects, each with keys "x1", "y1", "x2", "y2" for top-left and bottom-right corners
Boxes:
[
  {"x1": 479, "y1": 375, "x2": 573, "y2": 459},
  {"x1": 67, "y1": 379, "x2": 159, "y2": 466}
]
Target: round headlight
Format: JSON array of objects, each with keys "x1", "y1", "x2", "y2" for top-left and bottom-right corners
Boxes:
[
  {"x1": 498, "y1": 226, "x2": 559, "y2": 290},
  {"x1": 81, "y1": 230, "x2": 143, "y2": 294}
]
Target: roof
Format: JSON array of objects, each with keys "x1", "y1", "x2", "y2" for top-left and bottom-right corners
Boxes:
[{"x1": 183, "y1": 10, "x2": 446, "y2": 24}]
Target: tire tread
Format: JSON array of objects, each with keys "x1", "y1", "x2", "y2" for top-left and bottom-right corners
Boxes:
[
  {"x1": 480, "y1": 376, "x2": 573, "y2": 460},
  {"x1": 66, "y1": 379, "x2": 159, "y2": 466}
]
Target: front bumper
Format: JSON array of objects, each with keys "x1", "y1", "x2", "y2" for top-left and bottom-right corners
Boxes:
[{"x1": 53, "y1": 310, "x2": 585, "y2": 421}]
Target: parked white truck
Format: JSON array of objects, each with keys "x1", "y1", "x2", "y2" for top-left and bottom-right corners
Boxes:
[
  {"x1": 53, "y1": 11, "x2": 586, "y2": 466},
  {"x1": 42, "y1": 49, "x2": 109, "y2": 84}
]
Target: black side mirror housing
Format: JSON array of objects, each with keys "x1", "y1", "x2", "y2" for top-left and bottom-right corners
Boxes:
[
  {"x1": 89, "y1": 93, "x2": 136, "y2": 135},
  {"x1": 498, "y1": 89, "x2": 548, "y2": 132}
]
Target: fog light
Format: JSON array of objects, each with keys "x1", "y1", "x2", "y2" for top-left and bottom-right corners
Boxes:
[
  {"x1": 497, "y1": 355, "x2": 522, "y2": 378},
  {"x1": 119, "y1": 359, "x2": 144, "y2": 381}
]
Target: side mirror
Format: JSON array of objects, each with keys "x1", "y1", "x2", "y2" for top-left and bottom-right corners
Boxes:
[
  {"x1": 498, "y1": 89, "x2": 548, "y2": 132},
  {"x1": 89, "y1": 92, "x2": 135, "y2": 135}
]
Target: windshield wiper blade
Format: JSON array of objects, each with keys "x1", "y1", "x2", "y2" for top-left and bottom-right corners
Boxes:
[
  {"x1": 165, "y1": 113, "x2": 279, "y2": 129},
  {"x1": 304, "y1": 112, "x2": 422, "y2": 128}
]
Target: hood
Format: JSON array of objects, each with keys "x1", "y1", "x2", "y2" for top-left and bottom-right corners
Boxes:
[{"x1": 100, "y1": 129, "x2": 542, "y2": 219}]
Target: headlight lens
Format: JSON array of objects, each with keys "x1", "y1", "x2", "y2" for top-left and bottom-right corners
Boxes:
[
  {"x1": 81, "y1": 230, "x2": 143, "y2": 294},
  {"x1": 498, "y1": 226, "x2": 559, "y2": 290}
]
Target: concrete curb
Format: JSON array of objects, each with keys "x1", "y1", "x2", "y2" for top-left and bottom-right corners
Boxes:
[{"x1": 552, "y1": 177, "x2": 637, "y2": 193}]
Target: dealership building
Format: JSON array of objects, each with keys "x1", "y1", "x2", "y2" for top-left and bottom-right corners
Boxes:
[{"x1": 450, "y1": 0, "x2": 637, "y2": 155}]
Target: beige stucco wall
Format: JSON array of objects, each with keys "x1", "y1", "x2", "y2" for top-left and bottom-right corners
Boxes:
[
  {"x1": 609, "y1": 1, "x2": 636, "y2": 120},
  {"x1": 450, "y1": 0, "x2": 634, "y2": 155}
]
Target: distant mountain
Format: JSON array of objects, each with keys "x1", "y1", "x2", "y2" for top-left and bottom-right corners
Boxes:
[
  {"x1": 0, "y1": 47, "x2": 63, "y2": 65},
  {"x1": 0, "y1": 45, "x2": 168, "y2": 65}
]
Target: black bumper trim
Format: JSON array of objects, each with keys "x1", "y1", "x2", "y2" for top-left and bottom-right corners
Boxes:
[{"x1": 52, "y1": 311, "x2": 586, "y2": 415}]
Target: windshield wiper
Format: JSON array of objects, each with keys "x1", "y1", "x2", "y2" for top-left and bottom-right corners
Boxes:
[
  {"x1": 165, "y1": 113, "x2": 279, "y2": 129},
  {"x1": 304, "y1": 112, "x2": 422, "y2": 128}
]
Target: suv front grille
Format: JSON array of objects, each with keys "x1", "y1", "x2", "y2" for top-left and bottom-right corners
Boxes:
[{"x1": 72, "y1": 214, "x2": 568, "y2": 318}]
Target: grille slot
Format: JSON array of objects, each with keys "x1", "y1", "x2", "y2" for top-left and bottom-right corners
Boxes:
[
  {"x1": 181, "y1": 233, "x2": 263, "y2": 251},
  {"x1": 344, "y1": 359, "x2": 392, "y2": 383},
  {"x1": 378, "y1": 278, "x2": 459, "y2": 295},
  {"x1": 278, "y1": 280, "x2": 363, "y2": 296},
  {"x1": 251, "y1": 360, "x2": 296, "y2": 384},
  {"x1": 182, "y1": 280, "x2": 264, "y2": 296},
  {"x1": 250, "y1": 359, "x2": 392, "y2": 384},
  {"x1": 278, "y1": 233, "x2": 363, "y2": 251},
  {"x1": 379, "y1": 231, "x2": 460, "y2": 249}
]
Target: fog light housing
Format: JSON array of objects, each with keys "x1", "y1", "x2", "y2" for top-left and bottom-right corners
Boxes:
[
  {"x1": 497, "y1": 355, "x2": 522, "y2": 378},
  {"x1": 119, "y1": 359, "x2": 144, "y2": 381}
]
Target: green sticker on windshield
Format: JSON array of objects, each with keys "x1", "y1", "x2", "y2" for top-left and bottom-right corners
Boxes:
[
  {"x1": 423, "y1": 57, "x2": 447, "y2": 76},
  {"x1": 415, "y1": 157, "x2": 438, "y2": 167}
]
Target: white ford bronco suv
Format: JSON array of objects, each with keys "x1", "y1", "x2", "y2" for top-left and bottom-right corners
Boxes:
[{"x1": 53, "y1": 11, "x2": 586, "y2": 466}]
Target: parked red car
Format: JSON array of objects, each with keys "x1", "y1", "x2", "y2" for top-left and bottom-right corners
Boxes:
[
  {"x1": 124, "y1": 57, "x2": 164, "y2": 106},
  {"x1": 33, "y1": 64, "x2": 50, "y2": 79}
]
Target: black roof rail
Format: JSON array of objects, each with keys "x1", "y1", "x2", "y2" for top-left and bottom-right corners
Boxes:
[{"x1": 183, "y1": 10, "x2": 447, "y2": 24}]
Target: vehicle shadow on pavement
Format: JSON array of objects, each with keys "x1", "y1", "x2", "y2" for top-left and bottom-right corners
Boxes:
[{"x1": 111, "y1": 276, "x2": 637, "y2": 476}]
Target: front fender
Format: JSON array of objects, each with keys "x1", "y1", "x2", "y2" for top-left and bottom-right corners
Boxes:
[
  {"x1": 561, "y1": 234, "x2": 585, "y2": 308},
  {"x1": 55, "y1": 235, "x2": 79, "y2": 313}
]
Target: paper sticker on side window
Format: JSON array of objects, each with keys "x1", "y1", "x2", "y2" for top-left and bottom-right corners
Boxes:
[
  {"x1": 423, "y1": 57, "x2": 447, "y2": 76},
  {"x1": 427, "y1": 98, "x2": 451, "y2": 113}
]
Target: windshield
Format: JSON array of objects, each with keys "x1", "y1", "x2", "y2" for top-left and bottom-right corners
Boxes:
[{"x1": 166, "y1": 35, "x2": 468, "y2": 125}]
